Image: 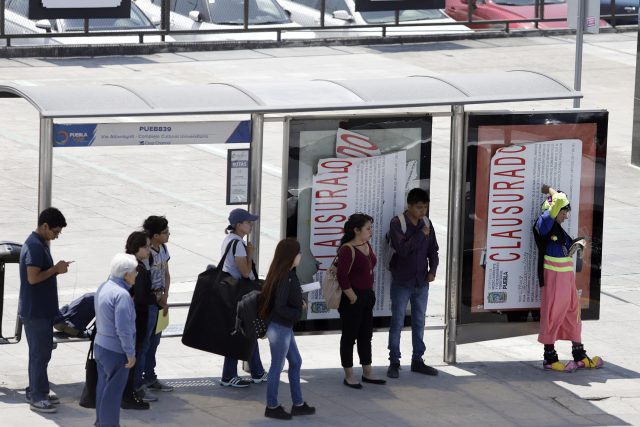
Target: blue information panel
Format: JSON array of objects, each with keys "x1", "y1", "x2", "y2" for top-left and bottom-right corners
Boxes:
[{"x1": 52, "y1": 121, "x2": 251, "y2": 147}]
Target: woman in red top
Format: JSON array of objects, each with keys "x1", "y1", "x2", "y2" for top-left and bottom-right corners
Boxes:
[{"x1": 337, "y1": 213, "x2": 386, "y2": 389}]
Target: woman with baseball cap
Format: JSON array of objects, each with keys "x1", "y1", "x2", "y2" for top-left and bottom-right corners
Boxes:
[{"x1": 219, "y1": 209, "x2": 267, "y2": 387}]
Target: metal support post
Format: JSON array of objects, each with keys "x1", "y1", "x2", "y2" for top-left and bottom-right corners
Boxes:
[
  {"x1": 244, "y1": 0, "x2": 250, "y2": 30},
  {"x1": 573, "y1": 0, "x2": 585, "y2": 108},
  {"x1": 248, "y1": 114, "x2": 264, "y2": 273},
  {"x1": 38, "y1": 117, "x2": 53, "y2": 214},
  {"x1": 444, "y1": 105, "x2": 466, "y2": 364},
  {"x1": 161, "y1": 0, "x2": 171, "y2": 31},
  {"x1": 0, "y1": 262, "x2": 6, "y2": 341},
  {"x1": 0, "y1": 0, "x2": 6, "y2": 37},
  {"x1": 320, "y1": 0, "x2": 326, "y2": 28},
  {"x1": 280, "y1": 118, "x2": 291, "y2": 239}
]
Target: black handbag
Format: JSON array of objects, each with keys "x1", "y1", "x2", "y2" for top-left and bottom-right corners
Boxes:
[
  {"x1": 182, "y1": 240, "x2": 261, "y2": 360},
  {"x1": 79, "y1": 327, "x2": 97, "y2": 408}
]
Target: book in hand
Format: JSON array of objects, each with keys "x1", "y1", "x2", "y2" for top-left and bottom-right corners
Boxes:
[{"x1": 569, "y1": 237, "x2": 586, "y2": 257}]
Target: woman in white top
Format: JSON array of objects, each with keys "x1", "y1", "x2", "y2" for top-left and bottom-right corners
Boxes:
[{"x1": 219, "y1": 208, "x2": 267, "y2": 387}]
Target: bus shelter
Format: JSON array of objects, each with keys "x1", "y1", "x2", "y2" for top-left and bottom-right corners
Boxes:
[{"x1": 0, "y1": 72, "x2": 591, "y2": 363}]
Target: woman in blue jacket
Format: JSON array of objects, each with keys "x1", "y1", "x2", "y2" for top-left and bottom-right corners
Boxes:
[{"x1": 94, "y1": 253, "x2": 138, "y2": 427}]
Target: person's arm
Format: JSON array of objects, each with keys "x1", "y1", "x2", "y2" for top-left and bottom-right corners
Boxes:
[
  {"x1": 134, "y1": 266, "x2": 156, "y2": 306},
  {"x1": 232, "y1": 240, "x2": 253, "y2": 279},
  {"x1": 272, "y1": 279, "x2": 302, "y2": 322},
  {"x1": 160, "y1": 262, "x2": 171, "y2": 315},
  {"x1": 390, "y1": 216, "x2": 425, "y2": 258},
  {"x1": 537, "y1": 186, "x2": 569, "y2": 237},
  {"x1": 164, "y1": 264, "x2": 171, "y2": 296},
  {"x1": 369, "y1": 242, "x2": 377, "y2": 269},
  {"x1": 26, "y1": 262, "x2": 69, "y2": 285},
  {"x1": 113, "y1": 292, "x2": 137, "y2": 365},
  {"x1": 336, "y1": 245, "x2": 357, "y2": 304},
  {"x1": 541, "y1": 184, "x2": 557, "y2": 198},
  {"x1": 535, "y1": 211, "x2": 554, "y2": 237},
  {"x1": 426, "y1": 222, "x2": 439, "y2": 282},
  {"x1": 336, "y1": 245, "x2": 354, "y2": 290}
]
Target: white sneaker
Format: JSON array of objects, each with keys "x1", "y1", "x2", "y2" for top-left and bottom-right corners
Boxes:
[{"x1": 251, "y1": 372, "x2": 268, "y2": 384}]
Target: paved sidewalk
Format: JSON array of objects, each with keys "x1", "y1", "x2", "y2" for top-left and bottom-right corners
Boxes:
[{"x1": 0, "y1": 31, "x2": 639, "y2": 426}]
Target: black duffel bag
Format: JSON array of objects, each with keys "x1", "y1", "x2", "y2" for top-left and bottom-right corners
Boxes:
[{"x1": 182, "y1": 240, "x2": 261, "y2": 361}]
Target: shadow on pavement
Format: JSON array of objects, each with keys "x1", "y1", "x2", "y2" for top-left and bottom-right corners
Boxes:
[{"x1": 0, "y1": 359, "x2": 635, "y2": 426}]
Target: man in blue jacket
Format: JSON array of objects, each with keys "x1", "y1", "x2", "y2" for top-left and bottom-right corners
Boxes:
[
  {"x1": 19, "y1": 207, "x2": 71, "y2": 413},
  {"x1": 387, "y1": 188, "x2": 439, "y2": 379}
]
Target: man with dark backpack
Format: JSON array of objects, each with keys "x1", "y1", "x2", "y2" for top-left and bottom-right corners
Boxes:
[{"x1": 386, "y1": 188, "x2": 439, "y2": 379}]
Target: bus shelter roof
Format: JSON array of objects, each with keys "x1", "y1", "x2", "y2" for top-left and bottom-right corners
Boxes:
[{"x1": 0, "y1": 70, "x2": 579, "y2": 118}]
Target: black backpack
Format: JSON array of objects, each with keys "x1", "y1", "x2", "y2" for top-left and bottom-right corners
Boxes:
[{"x1": 233, "y1": 290, "x2": 266, "y2": 340}]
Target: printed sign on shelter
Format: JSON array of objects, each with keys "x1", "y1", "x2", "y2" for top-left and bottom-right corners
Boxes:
[{"x1": 53, "y1": 121, "x2": 251, "y2": 147}]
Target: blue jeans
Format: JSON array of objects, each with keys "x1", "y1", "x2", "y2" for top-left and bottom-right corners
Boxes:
[
  {"x1": 135, "y1": 304, "x2": 158, "y2": 388},
  {"x1": 266, "y1": 321, "x2": 303, "y2": 408},
  {"x1": 222, "y1": 343, "x2": 264, "y2": 380},
  {"x1": 95, "y1": 344, "x2": 129, "y2": 427},
  {"x1": 388, "y1": 282, "x2": 429, "y2": 364},
  {"x1": 22, "y1": 317, "x2": 53, "y2": 403}
]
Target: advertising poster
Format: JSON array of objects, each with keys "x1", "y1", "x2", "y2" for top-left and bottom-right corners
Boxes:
[
  {"x1": 483, "y1": 140, "x2": 582, "y2": 309},
  {"x1": 308, "y1": 151, "x2": 406, "y2": 319},
  {"x1": 285, "y1": 116, "x2": 432, "y2": 332},
  {"x1": 461, "y1": 111, "x2": 607, "y2": 326}
]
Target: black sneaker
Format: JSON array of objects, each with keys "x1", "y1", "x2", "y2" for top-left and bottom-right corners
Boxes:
[
  {"x1": 121, "y1": 393, "x2": 150, "y2": 410},
  {"x1": 387, "y1": 362, "x2": 400, "y2": 379},
  {"x1": 265, "y1": 405, "x2": 292, "y2": 420},
  {"x1": 291, "y1": 402, "x2": 315, "y2": 416},
  {"x1": 30, "y1": 400, "x2": 57, "y2": 413},
  {"x1": 220, "y1": 376, "x2": 252, "y2": 388},
  {"x1": 25, "y1": 388, "x2": 60, "y2": 405},
  {"x1": 136, "y1": 386, "x2": 158, "y2": 402},
  {"x1": 411, "y1": 359, "x2": 438, "y2": 376}
]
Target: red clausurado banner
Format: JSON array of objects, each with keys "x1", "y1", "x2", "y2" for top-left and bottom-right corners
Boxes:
[
  {"x1": 462, "y1": 111, "x2": 607, "y2": 322},
  {"x1": 483, "y1": 140, "x2": 582, "y2": 310}
]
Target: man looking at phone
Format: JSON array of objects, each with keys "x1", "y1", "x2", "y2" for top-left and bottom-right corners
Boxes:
[{"x1": 19, "y1": 207, "x2": 71, "y2": 413}]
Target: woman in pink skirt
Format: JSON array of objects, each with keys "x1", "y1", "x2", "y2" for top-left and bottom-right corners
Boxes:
[{"x1": 534, "y1": 185, "x2": 603, "y2": 372}]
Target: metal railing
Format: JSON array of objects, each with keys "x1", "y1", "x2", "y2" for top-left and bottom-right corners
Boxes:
[
  {"x1": 1, "y1": 0, "x2": 637, "y2": 48},
  {"x1": 0, "y1": 300, "x2": 192, "y2": 346}
]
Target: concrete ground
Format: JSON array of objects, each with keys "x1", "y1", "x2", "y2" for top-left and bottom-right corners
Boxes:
[{"x1": 0, "y1": 30, "x2": 639, "y2": 426}]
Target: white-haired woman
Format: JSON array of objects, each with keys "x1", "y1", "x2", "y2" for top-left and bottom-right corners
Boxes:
[{"x1": 94, "y1": 253, "x2": 138, "y2": 427}]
